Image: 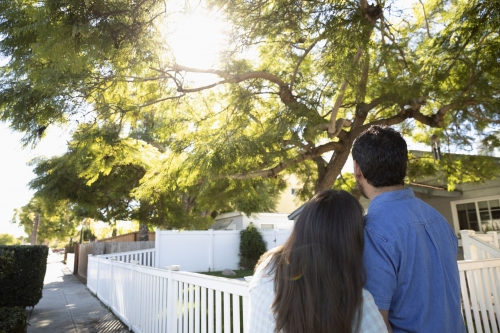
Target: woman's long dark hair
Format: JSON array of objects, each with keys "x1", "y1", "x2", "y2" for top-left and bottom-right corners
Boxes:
[{"x1": 261, "y1": 190, "x2": 366, "y2": 333}]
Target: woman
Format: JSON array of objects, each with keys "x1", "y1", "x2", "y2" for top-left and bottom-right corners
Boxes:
[{"x1": 248, "y1": 190, "x2": 387, "y2": 333}]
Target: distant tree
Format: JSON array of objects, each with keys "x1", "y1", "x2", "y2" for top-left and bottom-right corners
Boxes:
[
  {"x1": 13, "y1": 197, "x2": 78, "y2": 244},
  {"x1": 0, "y1": 234, "x2": 19, "y2": 245}
]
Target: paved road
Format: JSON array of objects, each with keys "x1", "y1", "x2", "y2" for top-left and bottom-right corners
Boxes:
[{"x1": 27, "y1": 253, "x2": 129, "y2": 333}]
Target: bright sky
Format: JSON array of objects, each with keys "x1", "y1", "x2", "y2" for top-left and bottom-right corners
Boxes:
[{"x1": 0, "y1": 123, "x2": 70, "y2": 237}]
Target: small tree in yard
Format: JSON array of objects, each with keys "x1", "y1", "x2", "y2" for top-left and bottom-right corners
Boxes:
[{"x1": 239, "y1": 223, "x2": 267, "y2": 270}]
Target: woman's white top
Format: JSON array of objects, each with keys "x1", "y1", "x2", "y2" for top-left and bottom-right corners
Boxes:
[{"x1": 248, "y1": 256, "x2": 388, "y2": 333}]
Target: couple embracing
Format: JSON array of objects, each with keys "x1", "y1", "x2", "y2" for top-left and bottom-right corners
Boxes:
[{"x1": 248, "y1": 126, "x2": 465, "y2": 333}]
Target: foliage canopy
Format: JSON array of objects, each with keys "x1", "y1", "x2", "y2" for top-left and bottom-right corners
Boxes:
[{"x1": 1, "y1": 0, "x2": 500, "y2": 224}]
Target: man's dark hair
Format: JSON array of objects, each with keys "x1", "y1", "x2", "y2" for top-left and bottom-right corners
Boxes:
[{"x1": 352, "y1": 125, "x2": 408, "y2": 187}]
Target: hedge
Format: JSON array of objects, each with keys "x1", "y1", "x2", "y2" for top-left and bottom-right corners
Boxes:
[
  {"x1": 238, "y1": 223, "x2": 267, "y2": 270},
  {"x1": 0, "y1": 245, "x2": 48, "y2": 307},
  {"x1": 0, "y1": 307, "x2": 27, "y2": 333}
]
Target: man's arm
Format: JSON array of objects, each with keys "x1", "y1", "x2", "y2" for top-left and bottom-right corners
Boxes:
[{"x1": 379, "y1": 310, "x2": 393, "y2": 333}]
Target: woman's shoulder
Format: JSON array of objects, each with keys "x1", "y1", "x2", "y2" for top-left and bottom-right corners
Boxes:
[{"x1": 249, "y1": 249, "x2": 279, "y2": 290}]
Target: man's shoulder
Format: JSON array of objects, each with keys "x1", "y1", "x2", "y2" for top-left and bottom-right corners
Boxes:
[{"x1": 365, "y1": 196, "x2": 447, "y2": 238}]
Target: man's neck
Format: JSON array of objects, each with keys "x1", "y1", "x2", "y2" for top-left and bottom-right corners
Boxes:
[{"x1": 367, "y1": 184, "x2": 405, "y2": 201}]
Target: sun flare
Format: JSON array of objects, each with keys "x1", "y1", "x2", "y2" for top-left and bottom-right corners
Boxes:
[{"x1": 168, "y1": 10, "x2": 228, "y2": 70}]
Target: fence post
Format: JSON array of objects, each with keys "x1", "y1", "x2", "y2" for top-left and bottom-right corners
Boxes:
[
  {"x1": 209, "y1": 229, "x2": 214, "y2": 271},
  {"x1": 74, "y1": 244, "x2": 79, "y2": 274},
  {"x1": 155, "y1": 229, "x2": 160, "y2": 268},
  {"x1": 167, "y1": 269, "x2": 177, "y2": 332},
  {"x1": 129, "y1": 262, "x2": 137, "y2": 331},
  {"x1": 461, "y1": 230, "x2": 475, "y2": 260},
  {"x1": 487, "y1": 231, "x2": 499, "y2": 248},
  {"x1": 96, "y1": 257, "x2": 100, "y2": 299},
  {"x1": 110, "y1": 257, "x2": 116, "y2": 310}
]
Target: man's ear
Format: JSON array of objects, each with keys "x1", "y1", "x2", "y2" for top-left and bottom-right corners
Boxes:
[{"x1": 353, "y1": 160, "x2": 363, "y2": 180}]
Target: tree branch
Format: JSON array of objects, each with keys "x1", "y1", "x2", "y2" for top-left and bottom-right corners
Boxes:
[
  {"x1": 163, "y1": 65, "x2": 297, "y2": 105},
  {"x1": 290, "y1": 38, "x2": 319, "y2": 91},
  {"x1": 328, "y1": 47, "x2": 364, "y2": 135},
  {"x1": 466, "y1": 105, "x2": 500, "y2": 124},
  {"x1": 419, "y1": 0, "x2": 432, "y2": 38},
  {"x1": 139, "y1": 94, "x2": 185, "y2": 107},
  {"x1": 227, "y1": 141, "x2": 345, "y2": 180}
]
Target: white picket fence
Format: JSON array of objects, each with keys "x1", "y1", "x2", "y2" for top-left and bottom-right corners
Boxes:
[
  {"x1": 87, "y1": 255, "x2": 249, "y2": 333},
  {"x1": 461, "y1": 230, "x2": 500, "y2": 260},
  {"x1": 101, "y1": 248, "x2": 156, "y2": 267},
  {"x1": 88, "y1": 253, "x2": 500, "y2": 333}
]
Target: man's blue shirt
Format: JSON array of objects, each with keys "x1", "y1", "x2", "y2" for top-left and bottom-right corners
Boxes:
[{"x1": 363, "y1": 188, "x2": 465, "y2": 333}]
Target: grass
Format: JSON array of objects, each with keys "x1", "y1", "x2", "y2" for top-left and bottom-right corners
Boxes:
[{"x1": 196, "y1": 269, "x2": 254, "y2": 279}]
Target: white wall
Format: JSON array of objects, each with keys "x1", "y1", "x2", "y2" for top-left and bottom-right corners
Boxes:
[
  {"x1": 245, "y1": 213, "x2": 293, "y2": 230},
  {"x1": 155, "y1": 229, "x2": 292, "y2": 272},
  {"x1": 213, "y1": 212, "x2": 294, "y2": 230}
]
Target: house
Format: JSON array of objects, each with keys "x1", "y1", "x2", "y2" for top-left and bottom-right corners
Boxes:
[
  {"x1": 289, "y1": 152, "x2": 500, "y2": 236},
  {"x1": 211, "y1": 212, "x2": 293, "y2": 230},
  {"x1": 211, "y1": 174, "x2": 304, "y2": 231}
]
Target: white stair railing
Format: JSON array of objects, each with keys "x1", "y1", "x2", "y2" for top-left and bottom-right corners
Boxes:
[
  {"x1": 458, "y1": 258, "x2": 500, "y2": 333},
  {"x1": 461, "y1": 230, "x2": 500, "y2": 260}
]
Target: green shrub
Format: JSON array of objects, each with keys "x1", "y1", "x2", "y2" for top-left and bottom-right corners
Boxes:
[
  {"x1": 238, "y1": 223, "x2": 267, "y2": 270},
  {"x1": 0, "y1": 307, "x2": 27, "y2": 333},
  {"x1": 0, "y1": 245, "x2": 48, "y2": 307}
]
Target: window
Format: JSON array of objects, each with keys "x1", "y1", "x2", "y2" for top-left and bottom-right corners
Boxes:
[
  {"x1": 454, "y1": 198, "x2": 500, "y2": 232},
  {"x1": 456, "y1": 203, "x2": 479, "y2": 231}
]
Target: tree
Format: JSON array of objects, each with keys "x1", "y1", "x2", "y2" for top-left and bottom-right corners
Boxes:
[
  {"x1": 28, "y1": 125, "x2": 283, "y2": 230},
  {"x1": 0, "y1": 234, "x2": 20, "y2": 245},
  {"x1": 1, "y1": 0, "x2": 499, "y2": 211},
  {"x1": 13, "y1": 197, "x2": 78, "y2": 244}
]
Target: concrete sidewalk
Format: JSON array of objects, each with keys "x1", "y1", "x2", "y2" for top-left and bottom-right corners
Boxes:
[{"x1": 27, "y1": 254, "x2": 129, "y2": 333}]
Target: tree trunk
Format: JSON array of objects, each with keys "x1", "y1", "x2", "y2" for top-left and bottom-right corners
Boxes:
[
  {"x1": 314, "y1": 147, "x2": 352, "y2": 193},
  {"x1": 137, "y1": 223, "x2": 149, "y2": 241},
  {"x1": 30, "y1": 212, "x2": 40, "y2": 245}
]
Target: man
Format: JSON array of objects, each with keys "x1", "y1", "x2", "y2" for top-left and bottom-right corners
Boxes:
[{"x1": 352, "y1": 125, "x2": 465, "y2": 333}]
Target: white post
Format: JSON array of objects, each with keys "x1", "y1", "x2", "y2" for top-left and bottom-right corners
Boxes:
[
  {"x1": 487, "y1": 231, "x2": 499, "y2": 248},
  {"x1": 461, "y1": 230, "x2": 475, "y2": 260},
  {"x1": 209, "y1": 229, "x2": 214, "y2": 271},
  {"x1": 155, "y1": 229, "x2": 160, "y2": 268},
  {"x1": 110, "y1": 259, "x2": 115, "y2": 309},
  {"x1": 129, "y1": 263, "x2": 136, "y2": 331},
  {"x1": 167, "y1": 270, "x2": 177, "y2": 332},
  {"x1": 96, "y1": 257, "x2": 100, "y2": 298}
]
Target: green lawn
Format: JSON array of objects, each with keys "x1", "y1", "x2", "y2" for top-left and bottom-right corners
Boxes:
[{"x1": 197, "y1": 269, "x2": 254, "y2": 279}]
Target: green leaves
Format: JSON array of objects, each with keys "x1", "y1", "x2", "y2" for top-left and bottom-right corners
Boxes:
[{"x1": 2, "y1": 0, "x2": 500, "y2": 224}]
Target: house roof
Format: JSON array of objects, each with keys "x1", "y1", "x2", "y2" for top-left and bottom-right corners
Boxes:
[{"x1": 288, "y1": 205, "x2": 304, "y2": 220}]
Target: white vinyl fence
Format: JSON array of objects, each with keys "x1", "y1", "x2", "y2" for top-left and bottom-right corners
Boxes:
[
  {"x1": 87, "y1": 256, "x2": 249, "y2": 333},
  {"x1": 461, "y1": 230, "x2": 500, "y2": 260},
  {"x1": 154, "y1": 229, "x2": 292, "y2": 272}
]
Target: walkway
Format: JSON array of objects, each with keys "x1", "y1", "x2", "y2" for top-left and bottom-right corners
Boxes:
[{"x1": 27, "y1": 253, "x2": 129, "y2": 333}]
